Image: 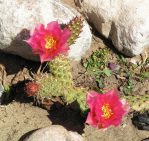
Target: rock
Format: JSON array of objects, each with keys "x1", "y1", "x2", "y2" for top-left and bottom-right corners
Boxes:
[
  {"x1": 0, "y1": 0, "x2": 92, "y2": 61},
  {"x1": 22, "y1": 125, "x2": 85, "y2": 141},
  {"x1": 0, "y1": 82, "x2": 4, "y2": 104},
  {"x1": 75, "y1": 0, "x2": 149, "y2": 56}
]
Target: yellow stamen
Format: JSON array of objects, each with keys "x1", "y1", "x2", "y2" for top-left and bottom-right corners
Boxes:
[
  {"x1": 102, "y1": 104, "x2": 113, "y2": 119},
  {"x1": 45, "y1": 36, "x2": 56, "y2": 49}
]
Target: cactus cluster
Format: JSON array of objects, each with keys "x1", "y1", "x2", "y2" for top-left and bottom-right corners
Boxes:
[
  {"x1": 35, "y1": 55, "x2": 88, "y2": 112},
  {"x1": 22, "y1": 16, "x2": 87, "y2": 112}
]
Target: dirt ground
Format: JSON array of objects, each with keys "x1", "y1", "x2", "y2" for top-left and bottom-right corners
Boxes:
[{"x1": 0, "y1": 0, "x2": 149, "y2": 141}]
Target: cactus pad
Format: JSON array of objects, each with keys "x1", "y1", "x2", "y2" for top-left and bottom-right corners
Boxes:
[{"x1": 66, "y1": 16, "x2": 84, "y2": 45}]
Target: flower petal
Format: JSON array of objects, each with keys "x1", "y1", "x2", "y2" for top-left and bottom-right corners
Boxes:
[
  {"x1": 60, "y1": 28, "x2": 71, "y2": 44},
  {"x1": 121, "y1": 99, "x2": 130, "y2": 114},
  {"x1": 30, "y1": 24, "x2": 45, "y2": 36},
  {"x1": 86, "y1": 91, "x2": 99, "y2": 108},
  {"x1": 47, "y1": 21, "x2": 60, "y2": 32},
  {"x1": 86, "y1": 112, "x2": 98, "y2": 127}
]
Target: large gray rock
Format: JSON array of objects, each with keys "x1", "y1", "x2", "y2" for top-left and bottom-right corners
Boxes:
[
  {"x1": 0, "y1": 0, "x2": 92, "y2": 61},
  {"x1": 75, "y1": 0, "x2": 149, "y2": 56},
  {"x1": 23, "y1": 125, "x2": 85, "y2": 141}
]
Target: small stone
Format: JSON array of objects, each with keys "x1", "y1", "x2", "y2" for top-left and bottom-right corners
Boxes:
[{"x1": 22, "y1": 125, "x2": 85, "y2": 141}]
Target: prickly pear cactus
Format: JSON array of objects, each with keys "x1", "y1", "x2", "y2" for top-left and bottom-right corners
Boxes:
[
  {"x1": 23, "y1": 16, "x2": 88, "y2": 112},
  {"x1": 35, "y1": 55, "x2": 88, "y2": 112}
]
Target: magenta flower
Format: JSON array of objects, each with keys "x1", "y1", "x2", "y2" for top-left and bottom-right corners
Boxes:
[
  {"x1": 26, "y1": 21, "x2": 71, "y2": 63},
  {"x1": 86, "y1": 89, "x2": 129, "y2": 128}
]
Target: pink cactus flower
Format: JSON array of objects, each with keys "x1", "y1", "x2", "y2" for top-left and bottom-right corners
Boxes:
[
  {"x1": 86, "y1": 89, "x2": 129, "y2": 128},
  {"x1": 26, "y1": 21, "x2": 71, "y2": 63}
]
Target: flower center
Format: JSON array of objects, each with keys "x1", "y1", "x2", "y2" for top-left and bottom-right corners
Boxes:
[
  {"x1": 102, "y1": 104, "x2": 113, "y2": 119},
  {"x1": 45, "y1": 36, "x2": 56, "y2": 49}
]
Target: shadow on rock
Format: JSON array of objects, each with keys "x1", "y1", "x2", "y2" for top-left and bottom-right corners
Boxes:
[
  {"x1": 1, "y1": 79, "x2": 34, "y2": 105},
  {"x1": 48, "y1": 101, "x2": 86, "y2": 134},
  {"x1": 141, "y1": 138, "x2": 149, "y2": 141},
  {"x1": 0, "y1": 51, "x2": 40, "y2": 75},
  {"x1": 132, "y1": 112, "x2": 149, "y2": 131},
  {"x1": 19, "y1": 129, "x2": 38, "y2": 141}
]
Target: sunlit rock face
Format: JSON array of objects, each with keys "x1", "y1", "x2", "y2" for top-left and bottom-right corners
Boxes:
[
  {"x1": 76, "y1": 0, "x2": 149, "y2": 56},
  {"x1": 0, "y1": 0, "x2": 92, "y2": 61}
]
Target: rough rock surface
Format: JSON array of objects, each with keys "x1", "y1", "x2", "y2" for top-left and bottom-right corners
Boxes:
[
  {"x1": 23, "y1": 125, "x2": 85, "y2": 141},
  {"x1": 0, "y1": 0, "x2": 92, "y2": 61},
  {"x1": 75, "y1": 0, "x2": 149, "y2": 56}
]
